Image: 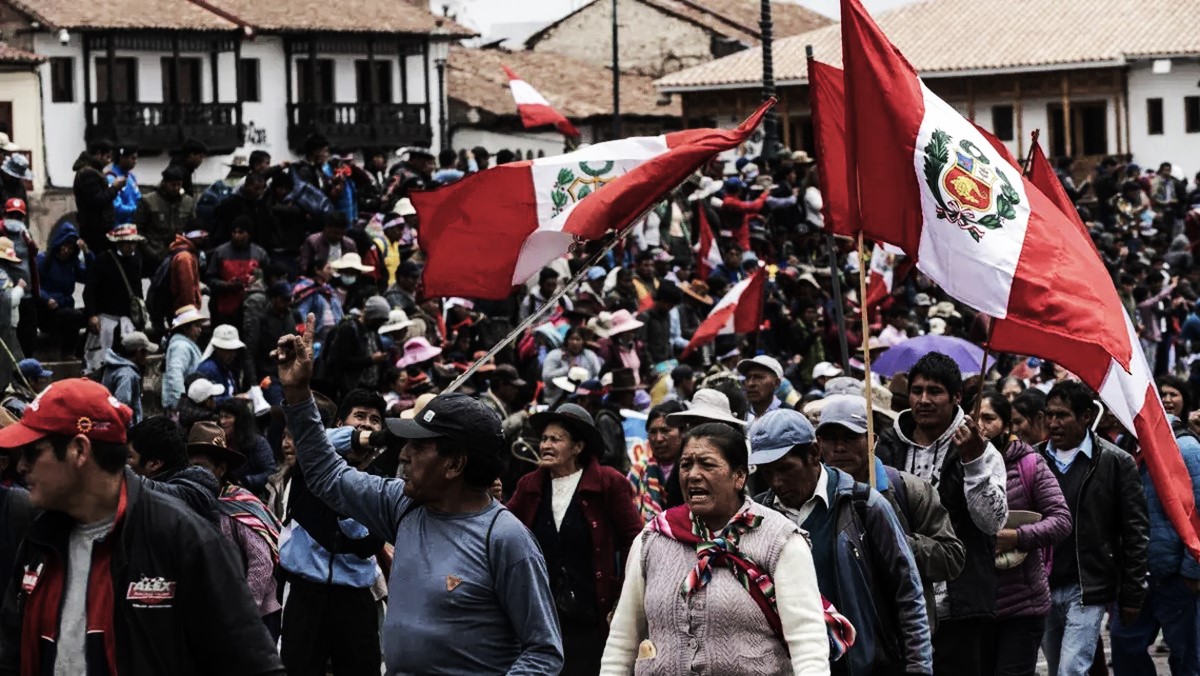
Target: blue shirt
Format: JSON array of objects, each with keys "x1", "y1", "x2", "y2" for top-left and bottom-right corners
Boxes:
[
  {"x1": 279, "y1": 427, "x2": 378, "y2": 587},
  {"x1": 1045, "y1": 433, "x2": 1094, "y2": 474}
]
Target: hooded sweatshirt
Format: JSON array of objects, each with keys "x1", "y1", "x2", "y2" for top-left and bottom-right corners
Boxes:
[
  {"x1": 100, "y1": 348, "x2": 144, "y2": 423},
  {"x1": 877, "y1": 407, "x2": 1008, "y2": 619},
  {"x1": 167, "y1": 234, "x2": 203, "y2": 312},
  {"x1": 37, "y1": 223, "x2": 91, "y2": 310}
]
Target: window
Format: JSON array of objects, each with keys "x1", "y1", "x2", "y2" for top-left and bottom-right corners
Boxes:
[
  {"x1": 1186, "y1": 96, "x2": 1200, "y2": 134},
  {"x1": 50, "y1": 57, "x2": 74, "y2": 103},
  {"x1": 355, "y1": 60, "x2": 393, "y2": 103},
  {"x1": 238, "y1": 58, "x2": 261, "y2": 102},
  {"x1": 161, "y1": 57, "x2": 203, "y2": 103},
  {"x1": 991, "y1": 105, "x2": 1014, "y2": 141},
  {"x1": 296, "y1": 58, "x2": 335, "y2": 103},
  {"x1": 95, "y1": 57, "x2": 138, "y2": 103},
  {"x1": 1147, "y1": 97, "x2": 1164, "y2": 135}
]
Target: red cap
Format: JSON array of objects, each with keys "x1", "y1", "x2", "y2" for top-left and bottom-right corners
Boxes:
[
  {"x1": 3, "y1": 198, "x2": 25, "y2": 216},
  {"x1": 0, "y1": 378, "x2": 132, "y2": 448}
]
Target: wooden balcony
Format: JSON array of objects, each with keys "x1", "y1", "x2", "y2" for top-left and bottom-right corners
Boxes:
[
  {"x1": 288, "y1": 102, "x2": 432, "y2": 151},
  {"x1": 86, "y1": 102, "x2": 242, "y2": 154}
]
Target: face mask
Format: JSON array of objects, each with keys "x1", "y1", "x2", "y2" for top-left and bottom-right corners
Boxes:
[{"x1": 339, "y1": 274, "x2": 357, "y2": 286}]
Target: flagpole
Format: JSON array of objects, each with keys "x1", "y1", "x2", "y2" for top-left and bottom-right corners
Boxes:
[
  {"x1": 858, "y1": 233, "x2": 876, "y2": 488},
  {"x1": 442, "y1": 203, "x2": 660, "y2": 394}
]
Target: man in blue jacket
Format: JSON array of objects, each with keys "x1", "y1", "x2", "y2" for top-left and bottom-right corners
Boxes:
[
  {"x1": 276, "y1": 315, "x2": 563, "y2": 675},
  {"x1": 1110, "y1": 414, "x2": 1200, "y2": 675},
  {"x1": 751, "y1": 407, "x2": 932, "y2": 675}
]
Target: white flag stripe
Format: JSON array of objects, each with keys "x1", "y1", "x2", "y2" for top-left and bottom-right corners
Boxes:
[
  {"x1": 1096, "y1": 312, "x2": 1154, "y2": 434},
  {"x1": 912, "y1": 84, "x2": 1031, "y2": 320},
  {"x1": 508, "y1": 78, "x2": 551, "y2": 106}
]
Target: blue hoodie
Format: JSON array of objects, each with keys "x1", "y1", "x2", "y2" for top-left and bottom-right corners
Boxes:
[{"x1": 36, "y1": 223, "x2": 92, "y2": 310}]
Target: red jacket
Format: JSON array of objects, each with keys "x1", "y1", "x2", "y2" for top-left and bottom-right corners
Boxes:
[
  {"x1": 167, "y1": 235, "x2": 202, "y2": 313},
  {"x1": 507, "y1": 457, "x2": 643, "y2": 619}
]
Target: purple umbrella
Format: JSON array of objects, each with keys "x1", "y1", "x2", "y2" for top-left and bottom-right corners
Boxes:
[{"x1": 871, "y1": 335, "x2": 987, "y2": 378}]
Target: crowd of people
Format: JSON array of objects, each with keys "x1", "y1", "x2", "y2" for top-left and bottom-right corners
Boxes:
[{"x1": 0, "y1": 126, "x2": 1197, "y2": 676}]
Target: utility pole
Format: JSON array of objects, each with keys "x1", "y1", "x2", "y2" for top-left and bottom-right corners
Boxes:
[
  {"x1": 611, "y1": 0, "x2": 621, "y2": 139},
  {"x1": 760, "y1": 0, "x2": 778, "y2": 157}
]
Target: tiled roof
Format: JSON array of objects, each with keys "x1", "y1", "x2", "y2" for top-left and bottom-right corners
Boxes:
[
  {"x1": 528, "y1": 0, "x2": 828, "y2": 49},
  {"x1": 449, "y1": 47, "x2": 681, "y2": 120},
  {"x1": 656, "y1": 0, "x2": 1200, "y2": 90},
  {"x1": 198, "y1": 0, "x2": 475, "y2": 35},
  {"x1": 0, "y1": 44, "x2": 44, "y2": 64},
  {"x1": 8, "y1": 0, "x2": 238, "y2": 31}
]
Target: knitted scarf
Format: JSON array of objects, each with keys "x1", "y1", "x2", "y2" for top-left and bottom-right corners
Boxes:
[
  {"x1": 649, "y1": 503, "x2": 857, "y2": 660},
  {"x1": 219, "y1": 484, "x2": 282, "y2": 563},
  {"x1": 628, "y1": 457, "x2": 668, "y2": 522}
]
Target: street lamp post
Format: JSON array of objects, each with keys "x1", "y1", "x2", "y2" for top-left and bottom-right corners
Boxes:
[
  {"x1": 611, "y1": 0, "x2": 621, "y2": 139},
  {"x1": 759, "y1": 0, "x2": 778, "y2": 158},
  {"x1": 430, "y1": 23, "x2": 450, "y2": 152}
]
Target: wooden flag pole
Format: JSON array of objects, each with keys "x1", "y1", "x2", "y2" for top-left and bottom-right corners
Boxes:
[{"x1": 858, "y1": 233, "x2": 877, "y2": 488}]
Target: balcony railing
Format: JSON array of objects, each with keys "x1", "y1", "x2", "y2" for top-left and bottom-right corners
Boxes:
[
  {"x1": 288, "y1": 102, "x2": 432, "y2": 151},
  {"x1": 86, "y1": 102, "x2": 241, "y2": 154}
]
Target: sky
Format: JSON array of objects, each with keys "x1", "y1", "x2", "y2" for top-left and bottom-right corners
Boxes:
[{"x1": 432, "y1": 0, "x2": 923, "y2": 45}]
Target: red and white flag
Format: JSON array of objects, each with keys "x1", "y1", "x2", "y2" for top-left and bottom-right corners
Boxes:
[
  {"x1": 413, "y1": 100, "x2": 774, "y2": 300},
  {"x1": 681, "y1": 267, "x2": 766, "y2": 358},
  {"x1": 840, "y1": 0, "x2": 1200, "y2": 554},
  {"x1": 808, "y1": 58, "x2": 855, "y2": 237},
  {"x1": 864, "y1": 243, "x2": 913, "y2": 310},
  {"x1": 695, "y1": 202, "x2": 723, "y2": 279},
  {"x1": 502, "y1": 64, "x2": 580, "y2": 138}
]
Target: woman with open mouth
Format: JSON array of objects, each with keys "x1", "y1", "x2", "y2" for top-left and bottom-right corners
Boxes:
[{"x1": 600, "y1": 422, "x2": 836, "y2": 675}]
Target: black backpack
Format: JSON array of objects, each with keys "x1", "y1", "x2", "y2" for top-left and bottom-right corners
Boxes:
[{"x1": 145, "y1": 251, "x2": 181, "y2": 326}]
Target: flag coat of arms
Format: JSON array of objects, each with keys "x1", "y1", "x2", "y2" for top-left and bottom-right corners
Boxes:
[{"x1": 839, "y1": 0, "x2": 1200, "y2": 555}]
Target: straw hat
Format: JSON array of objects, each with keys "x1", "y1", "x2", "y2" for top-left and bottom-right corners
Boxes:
[
  {"x1": 667, "y1": 389, "x2": 745, "y2": 428},
  {"x1": 171, "y1": 304, "x2": 208, "y2": 331},
  {"x1": 331, "y1": 253, "x2": 374, "y2": 273},
  {"x1": 0, "y1": 237, "x2": 20, "y2": 264},
  {"x1": 587, "y1": 311, "x2": 614, "y2": 339},
  {"x1": 680, "y1": 280, "x2": 714, "y2": 305}
]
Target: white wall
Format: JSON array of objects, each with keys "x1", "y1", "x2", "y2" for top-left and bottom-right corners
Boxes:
[
  {"x1": 34, "y1": 32, "x2": 445, "y2": 188},
  {"x1": 450, "y1": 127, "x2": 574, "y2": 158},
  {"x1": 0, "y1": 69, "x2": 46, "y2": 195},
  {"x1": 1128, "y1": 60, "x2": 1200, "y2": 179}
]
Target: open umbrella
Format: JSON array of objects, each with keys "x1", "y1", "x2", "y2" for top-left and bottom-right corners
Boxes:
[{"x1": 872, "y1": 335, "x2": 987, "y2": 378}]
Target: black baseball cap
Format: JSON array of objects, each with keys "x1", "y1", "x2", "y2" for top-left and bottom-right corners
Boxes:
[{"x1": 386, "y1": 393, "x2": 503, "y2": 446}]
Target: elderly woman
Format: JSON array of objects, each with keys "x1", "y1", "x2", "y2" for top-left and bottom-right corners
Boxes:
[
  {"x1": 969, "y1": 389, "x2": 1071, "y2": 676},
  {"x1": 507, "y1": 404, "x2": 643, "y2": 676},
  {"x1": 601, "y1": 423, "x2": 830, "y2": 675}
]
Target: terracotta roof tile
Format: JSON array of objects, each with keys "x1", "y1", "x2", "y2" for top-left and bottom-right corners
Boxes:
[
  {"x1": 9, "y1": 0, "x2": 238, "y2": 31},
  {"x1": 449, "y1": 47, "x2": 680, "y2": 120},
  {"x1": 199, "y1": 0, "x2": 475, "y2": 35},
  {"x1": 0, "y1": 44, "x2": 44, "y2": 64},
  {"x1": 656, "y1": 0, "x2": 1200, "y2": 90}
]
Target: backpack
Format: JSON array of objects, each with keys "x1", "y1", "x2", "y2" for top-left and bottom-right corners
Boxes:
[
  {"x1": 195, "y1": 181, "x2": 235, "y2": 228},
  {"x1": 145, "y1": 251, "x2": 181, "y2": 326},
  {"x1": 286, "y1": 178, "x2": 333, "y2": 217}
]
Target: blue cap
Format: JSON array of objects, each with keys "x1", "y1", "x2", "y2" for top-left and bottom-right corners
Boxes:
[
  {"x1": 17, "y1": 358, "x2": 52, "y2": 380},
  {"x1": 734, "y1": 157, "x2": 750, "y2": 171},
  {"x1": 748, "y1": 409, "x2": 815, "y2": 466},
  {"x1": 586, "y1": 266, "x2": 607, "y2": 281},
  {"x1": 723, "y1": 177, "x2": 745, "y2": 192}
]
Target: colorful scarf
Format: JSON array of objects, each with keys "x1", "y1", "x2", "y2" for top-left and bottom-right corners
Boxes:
[
  {"x1": 628, "y1": 457, "x2": 668, "y2": 522},
  {"x1": 219, "y1": 484, "x2": 282, "y2": 564},
  {"x1": 649, "y1": 503, "x2": 856, "y2": 659}
]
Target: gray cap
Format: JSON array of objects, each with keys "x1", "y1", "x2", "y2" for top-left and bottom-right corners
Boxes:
[
  {"x1": 747, "y1": 409, "x2": 815, "y2": 466},
  {"x1": 815, "y1": 395, "x2": 870, "y2": 435}
]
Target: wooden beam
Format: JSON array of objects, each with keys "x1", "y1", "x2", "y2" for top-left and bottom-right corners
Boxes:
[
  {"x1": 1015, "y1": 79, "x2": 1023, "y2": 160},
  {"x1": 779, "y1": 87, "x2": 791, "y2": 150},
  {"x1": 1113, "y1": 70, "x2": 1123, "y2": 155}
]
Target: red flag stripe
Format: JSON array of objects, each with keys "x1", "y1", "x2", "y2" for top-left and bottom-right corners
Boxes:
[{"x1": 808, "y1": 59, "x2": 855, "y2": 237}]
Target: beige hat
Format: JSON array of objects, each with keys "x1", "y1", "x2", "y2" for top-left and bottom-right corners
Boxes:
[
  {"x1": 331, "y1": 253, "x2": 375, "y2": 273},
  {"x1": 667, "y1": 388, "x2": 745, "y2": 428},
  {"x1": 400, "y1": 393, "x2": 438, "y2": 420},
  {"x1": 0, "y1": 237, "x2": 19, "y2": 264},
  {"x1": 393, "y1": 198, "x2": 417, "y2": 218},
  {"x1": 171, "y1": 304, "x2": 208, "y2": 331},
  {"x1": 121, "y1": 331, "x2": 159, "y2": 354},
  {"x1": 379, "y1": 309, "x2": 414, "y2": 335},
  {"x1": 552, "y1": 366, "x2": 592, "y2": 394}
]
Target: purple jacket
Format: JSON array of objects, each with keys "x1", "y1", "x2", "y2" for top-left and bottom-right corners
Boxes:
[{"x1": 995, "y1": 438, "x2": 1073, "y2": 618}]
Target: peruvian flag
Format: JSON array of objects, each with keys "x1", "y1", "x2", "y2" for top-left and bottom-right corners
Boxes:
[
  {"x1": 841, "y1": 0, "x2": 1200, "y2": 555},
  {"x1": 502, "y1": 64, "x2": 580, "y2": 138},
  {"x1": 695, "y1": 202, "x2": 723, "y2": 278},
  {"x1": 681, "y1": 266, "x2": 766, "y2": 358},
  {"x1": 808, "y1": 57, "x2": 854, "y2": 237},
  {"x1": 414, "y1": 100, "x2": 774, "y2": 300},
  {"x1": 864, "y1": 243, "x2": 913, "y2": 310}
]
